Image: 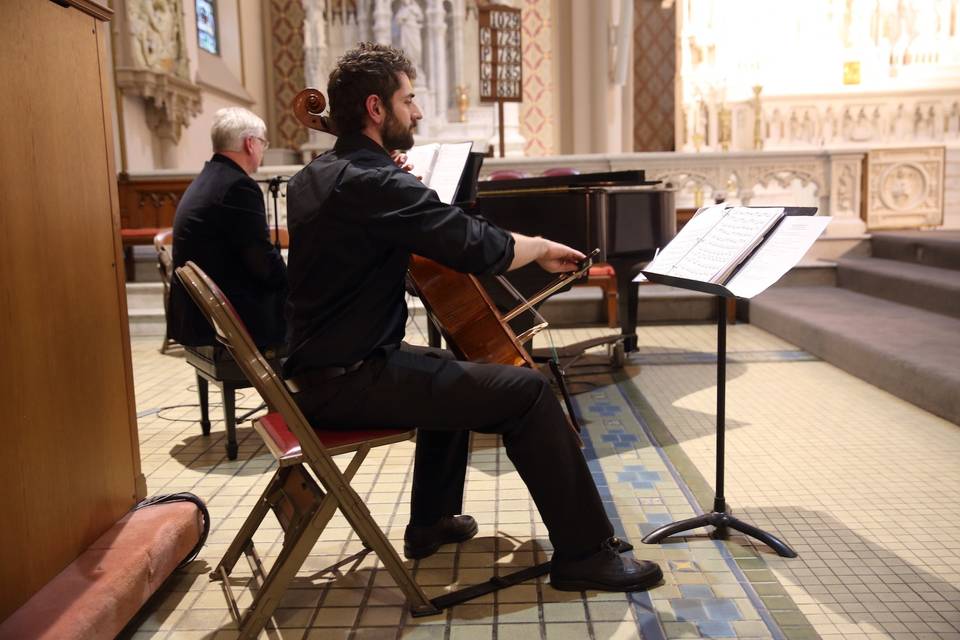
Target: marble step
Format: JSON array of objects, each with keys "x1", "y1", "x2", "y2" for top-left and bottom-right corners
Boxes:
[
  {"x1": 870, "y1": 230, "x2": 960, "y2": 271},
  {"x1": 838, "y1": 256, "x2": 960, "y2": 319}
]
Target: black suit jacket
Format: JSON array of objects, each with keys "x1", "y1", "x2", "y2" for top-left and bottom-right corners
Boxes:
[{"x1": 168, "y1": 154, "x2": 287, "y2": 347}]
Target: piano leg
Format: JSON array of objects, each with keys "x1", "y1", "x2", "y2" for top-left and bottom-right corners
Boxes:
[
  {"x1": 610, "y1": 259, "x2": 642, "y2": 352},
  {"x1": 197, "y1": 373, "x2": 211, "y2": 436},
  {"x1": 222, "y1": 387, "x2": 238, "y2": 460}
]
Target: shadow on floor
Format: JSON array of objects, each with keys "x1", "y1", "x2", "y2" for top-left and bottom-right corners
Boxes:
[
  {"x1": 725, "y1": 506, "x2": 960, "y2": 636},
  {"x1": 169, "y1": 425, "x2": 275, "y2": 476}
]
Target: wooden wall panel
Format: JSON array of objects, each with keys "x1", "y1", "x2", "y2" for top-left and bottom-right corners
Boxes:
[{"x1": 0, "y1": 0, "x2": 143, "y2": 619}]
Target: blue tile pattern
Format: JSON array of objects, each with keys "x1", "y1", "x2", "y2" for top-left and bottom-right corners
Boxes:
[
  {"x1": 699, "y1": 621, "x2": 737, "y2": 637},
  {"x1": 576, "y1": 394, "x2": 667, "y2": 640},
  {"x1": 573, "y1": 383, "x2": 786, "y2": 640}
]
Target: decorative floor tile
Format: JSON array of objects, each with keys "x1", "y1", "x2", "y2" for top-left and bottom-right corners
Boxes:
[{"x1": 118, "y1": 322, "x2": 960, "y2": 640}]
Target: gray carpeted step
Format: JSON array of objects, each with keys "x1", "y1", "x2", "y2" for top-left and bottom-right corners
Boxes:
[
  {"x1": 126, "y1": 282, "x2": 165, "y2": 311},
  {"x1": 750, "y1": 286, "x2": 960, "y2": 425},
  {"x1": 127, "y1": 308, "x2": 167, "y2": 337},
  {"x1": 837, "y1": 256, "x2": 960, "y2": 319},
  {"x1": 635, "y1": 284, "x2": 718, "y2": 323},
  {"x1": 129, "y1": 245, "x2": 162, "y2": 282},
  {"x1": 870, "y1": 231, "x2": 960, "y2": 270},
  {"x1": 540, "y1": 287, "x2": 610, "y2": 326}
]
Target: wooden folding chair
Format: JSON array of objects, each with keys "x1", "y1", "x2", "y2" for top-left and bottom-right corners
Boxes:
[
  {"x1": 176, "y1": 261, "x2": 552, "y2": 638},
  {"x1": 153, "y1": 229, "x2": 178, "y2": 354},
  {"x1": 174, "y1": 261, "x2": 432, "y2": 636}
]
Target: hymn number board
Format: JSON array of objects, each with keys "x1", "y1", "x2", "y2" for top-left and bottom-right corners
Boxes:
[{"x1": 478, "y1": 5, "x2": 522, "y2": 103}]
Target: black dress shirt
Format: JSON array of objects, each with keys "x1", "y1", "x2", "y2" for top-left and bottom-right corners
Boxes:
[
  {"x1": 284, "y1": 133, "x2": 515, "y2": 376},
  {"x1": 168, "y1": 154, "x2": 287, "y2": 347}
]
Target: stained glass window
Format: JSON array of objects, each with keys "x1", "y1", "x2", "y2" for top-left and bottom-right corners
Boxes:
[{"x1": 196, "y1": 0, "x2": 219, "y2": 55}]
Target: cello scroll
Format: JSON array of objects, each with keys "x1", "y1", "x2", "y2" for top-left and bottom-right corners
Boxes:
[{"x1": 292, "y1": 88, "x2": 337, "y2": 136}]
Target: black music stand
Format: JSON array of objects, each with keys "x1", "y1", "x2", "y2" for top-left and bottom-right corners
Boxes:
[
  {"x1": 638, "y1": 206, "x2": 820, "y2": 557},
  {"x1": 637, "y1": 276, "x2": 796, "y2": 557}
]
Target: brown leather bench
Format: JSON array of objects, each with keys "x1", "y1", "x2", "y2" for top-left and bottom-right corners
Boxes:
[{"x1": 0, "y1": 499, "x2": 205, "y2": 640}]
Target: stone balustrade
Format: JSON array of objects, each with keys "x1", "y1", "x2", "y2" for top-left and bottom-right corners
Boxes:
[
  {"x1": 481, "y1": 145, "x2": 958, "y2": 242},
  {"x1": 120, "y1": 145, "x2": 957, "y2": 264}
]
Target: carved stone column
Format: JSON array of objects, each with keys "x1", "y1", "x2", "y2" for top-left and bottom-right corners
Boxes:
[
  {"x1": 303, "y1": 0, "x2": 329, "y2": 89},
  {"x1": 827, "y1": 152, "x2": 867, "y2": 236},
  {"x1": 426, "y1": 0, "x2": 448, "y2": 118},
  {"x1": 463, "y1": 2, "x2": 480, "y2": 106},
  {"x1": 450, "y1": 0, "x2": 466, "y2": 95},
  {"x1": 343, "y1": 3, "x2": 360, "y2": 51},
  {"x1": 356, "y1": 0, "x2": 373, "y2": 42},
  {"x1": 373, "y1": 0, "x2": 392, "y2": 45}
]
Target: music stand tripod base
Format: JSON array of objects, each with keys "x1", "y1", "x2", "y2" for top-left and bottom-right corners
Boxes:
[
  {"x1": 636, "y1": 277, "x2": 798, "y2": 559},
  {"x1": 641, "y1": 501, "x2": 797, "y2": 558}
]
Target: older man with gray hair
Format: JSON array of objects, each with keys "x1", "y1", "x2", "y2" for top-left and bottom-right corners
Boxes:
[{"x1": 168, "y1": 106, "x2": 287, "y2": 349}]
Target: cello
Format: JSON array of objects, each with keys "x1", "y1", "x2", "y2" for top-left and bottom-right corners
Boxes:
[{"x1": 291, "y1": 88, "x2": 595, "y2": 431}]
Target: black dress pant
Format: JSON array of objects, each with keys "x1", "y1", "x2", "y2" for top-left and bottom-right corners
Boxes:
[{"x1": 292, "y1": 343, "x2": 613, "y2": 557}]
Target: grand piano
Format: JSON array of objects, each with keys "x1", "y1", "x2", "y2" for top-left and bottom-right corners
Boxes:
[{"x1": 465, "y1": 169, "x2": 675, "y2": 351}]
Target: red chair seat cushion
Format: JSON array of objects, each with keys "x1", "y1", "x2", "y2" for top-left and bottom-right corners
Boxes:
[{"x1": 257, "y1": 412, "x2": 410, "y2": 460}]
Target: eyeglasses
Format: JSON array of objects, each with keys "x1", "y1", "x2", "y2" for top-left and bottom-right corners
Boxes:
[{"x1": 252, "y1": 136, "x2": 270, "y2": 150}]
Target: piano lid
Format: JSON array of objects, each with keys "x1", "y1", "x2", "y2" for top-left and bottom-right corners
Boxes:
[{"x1": 477, "y1": 169, "x2": 658, "y2": 193}]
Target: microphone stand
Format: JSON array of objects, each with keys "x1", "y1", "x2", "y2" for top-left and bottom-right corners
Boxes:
[{"x1": 256, "y1": 176, "x2": 288, "y2": 251}]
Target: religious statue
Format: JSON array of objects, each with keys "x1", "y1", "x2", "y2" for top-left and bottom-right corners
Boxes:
[
  {"x1": 126, "y1": 0, "x2": 188, "y2": 79},
  {"x1": 822, "y1": 107, "x2": 836, "y2": 144},
  {"x1": 946, "y1": 102, "x2": 960, "y2": 137},
  {"x1": 395, "y1": 0, "x2": 424, "y2": 76},
  {"x1": 891, "y1": 104, "x2": 910, "y2": 139}
]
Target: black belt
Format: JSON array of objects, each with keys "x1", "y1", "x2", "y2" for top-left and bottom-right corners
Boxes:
[{"x1": 285, "y1": 360, "x2": 365, "y2": 393}]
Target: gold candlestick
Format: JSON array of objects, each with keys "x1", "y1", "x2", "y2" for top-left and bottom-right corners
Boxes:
[
  {"x1": 752, "y1": 85, "x2": 763, "y2": 150},
  {"x1": 719, "y1": 104, "x2": 732, "y2": 152},
  {"x1": 456, "y1": 85, "x2": 469, "y2": 123}
]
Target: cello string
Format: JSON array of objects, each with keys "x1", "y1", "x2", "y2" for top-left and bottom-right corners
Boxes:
[{"x1": 493, "y1": 275, "x2": 561, "y2": 365}]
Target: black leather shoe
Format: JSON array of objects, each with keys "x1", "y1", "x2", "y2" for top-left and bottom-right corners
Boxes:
[
  {"x1": 403, "y1": 515, "x2": 479, "y2": 559},
  {"x1": 550, "y1": 537, "x2": 663, "y2": 592}
]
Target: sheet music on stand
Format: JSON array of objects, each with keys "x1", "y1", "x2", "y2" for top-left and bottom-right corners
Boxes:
[{"x1": 636, "y1": 205, "x2": 830, "y2": 299}]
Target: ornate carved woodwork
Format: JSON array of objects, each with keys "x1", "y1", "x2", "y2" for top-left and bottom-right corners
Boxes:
[{"x1": 117, "y1": 173, "x2": 194, "y2": 232}]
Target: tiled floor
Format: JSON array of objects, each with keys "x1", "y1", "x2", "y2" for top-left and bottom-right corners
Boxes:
[{"x1": 122, "y1": 318, "x2": 960, "y2": 639}]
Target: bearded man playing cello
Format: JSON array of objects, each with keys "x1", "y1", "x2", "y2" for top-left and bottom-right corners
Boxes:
[{"x1": 283, "y1": 42, "x2": 662, "y2": 592}]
